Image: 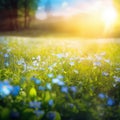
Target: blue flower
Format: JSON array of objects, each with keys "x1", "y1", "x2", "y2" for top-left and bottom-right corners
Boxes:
[
  {"x1": 34, "y1": 110, "x2": 44, "y2": 117},
  {"x1": 31, "y1": 76, "x2": 41, "y2": 84},
  {"x1": 29, "y1": 101, "x2": 42, "y2": 109},
  {"x1": 31, "y1": 76, "x2": 36, "y2": 81},
  {"x1": 46, "y1": 83, "x2": 52, "y2": 90},
  {"x1": 48, "y1": 99, "x2": 54, "y2": 106},
  {"x1": 47, "y1": 111, "x2": 56, "y2": 120},
  {"x1": 11, "y1": 86, "x2": 20, "y2": 96},
  {"x1": 57, "y1": 81, "x2": 65, "y2": 86},
  {"x1": 61, "y1": 86, "x2": 68, "y2": 93},
  {"x1": 107, "y1": 98, "x2": 114, "y2": 106},
  {"x1": 38, "y1": 86, "x2": 46, "y2": 91},
  {"x1": 57, "y1": 75, "x2": 64, "y2": 80},
  {"x1": 0, "y1": 81, "x2": 13, "y2": 98},
  {"x1": 70, "y1": 86, "x2": 77, "y2": 93},
  {"x1": 52, "y1": 78, "x2": 60, "y2": 84},
  {"x1": 48, "y1": 73, "x2": 54, "y2": 78},
  {"x1": 35, "y1": 79, "x2": 41, "y2": 85},
  {"x1": 4, "y1": 53, "x2": 9, "y2": 58},
  {"x1": 98, "y1": 93, "x2": 106, "y2": 99}
]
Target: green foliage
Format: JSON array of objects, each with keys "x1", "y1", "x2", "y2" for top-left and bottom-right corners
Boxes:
[{"x1": 0, "y1": 37, "x2": 120, "y2": 120}]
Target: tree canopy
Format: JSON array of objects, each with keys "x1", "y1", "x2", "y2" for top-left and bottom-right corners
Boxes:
[{"x1": 0, "y1": 0, "x2": 40, "y2": 30}]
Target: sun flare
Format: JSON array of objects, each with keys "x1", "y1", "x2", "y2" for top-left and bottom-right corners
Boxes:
[{"x1": 102, "y1": 6, "x2": 117, "y2": 28}]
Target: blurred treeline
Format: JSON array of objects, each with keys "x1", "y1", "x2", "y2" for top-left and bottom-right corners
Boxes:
[{"x1": 0, "y1": 0, "x2": 40, "y2": 30}]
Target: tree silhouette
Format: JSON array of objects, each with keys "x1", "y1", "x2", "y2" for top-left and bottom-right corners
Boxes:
[{"x1": 0, "y1": 0, "x2": 40, "y2": 30}]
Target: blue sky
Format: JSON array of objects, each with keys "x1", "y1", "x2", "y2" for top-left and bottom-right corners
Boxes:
[{"x1": 36, "y1": 0, "x2": 114, "y2": 20}]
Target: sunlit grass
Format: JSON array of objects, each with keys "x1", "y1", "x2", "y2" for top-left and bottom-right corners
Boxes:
[{"x1": 0, "y1": 37, "x2": 120, "y2": 120}]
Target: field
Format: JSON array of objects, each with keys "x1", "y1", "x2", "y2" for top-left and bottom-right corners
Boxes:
[{"x1": 0, "y1": 37, "x2": 120, "y2": 120}]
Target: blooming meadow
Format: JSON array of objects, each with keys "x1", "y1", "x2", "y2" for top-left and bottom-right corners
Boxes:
[{"x1": 0, "y1": 37, "x2": 120, "y2": 120}]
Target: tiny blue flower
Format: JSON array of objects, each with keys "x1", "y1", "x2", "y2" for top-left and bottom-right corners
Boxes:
[
  {"x1": 107, "y1": 98, "x2": 114, "y2": 106},
  {"x1": 69, "y1": 61, "x2": 74, "y2": 66},
  {"x1": 70, "y1": 86, "x2": 77, "y2": 93},
  {"x1": 52, "y1": 78, "x2": 60, "y2": 84},
  {"x1": 11, "y1": 86, "x2": 20, "y2": 96},
  {"x1": 47, "y1": 111, "x2": 56, "y2": 120},
  {"x1": 56, "y1": 53, "x2": 64, "y2": 59},
  {"x1": 0, "y1": 81, "x2": 13, "y2": 98},
  {"x1": 48, "y1": 99, "x2": 54, "y2": 106},
  {"x1": 98, "y1": 93, "x2": 106, "y2": 99},
  {"x1": 57, "y1": 81, "x2": 65, "y2": 86},
  {"x1": 4, "y1": 62, "x2": 9, "y2": 67},
  {"x1": 48, "y1": 73, "x2": 54, "y2": 78},
  {"x1": 38, "y1": 86, "x2": 46, "y2": 91},
  {"x1": 4, "y1": 53, "x2": 9, "y2": 58},
  {"x1": 34, "y1": 110, "x2": 44, "y2": 117},
  {"x1": 46, "y1": 83, "x2": 52, "y2": 90},
  {"x1": 31, "y1": 76, "x2": 36, "y2": 81},
  {"x1": 29, "y1": 101, "x2": 42, "y2": 109},
  {"x1": 61, "y1": 86, "x2": 68, "y2": 93},
  {"x1": 35, "y1": 79, "x2": 41, "y2": 85},
  {"x1": 57, "y1": 75, "x2": 64, "y2": 80}
]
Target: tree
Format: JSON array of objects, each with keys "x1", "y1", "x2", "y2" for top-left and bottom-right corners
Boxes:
[{"x1": 0, "y1": 0, "x2": 40, "y2": 30}]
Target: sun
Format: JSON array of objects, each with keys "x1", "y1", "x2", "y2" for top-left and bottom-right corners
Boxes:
[{"x1": 101, "y1": 6, "x2": 117, "y2": 28}]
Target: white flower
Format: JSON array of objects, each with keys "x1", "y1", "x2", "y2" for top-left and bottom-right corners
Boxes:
[
  {"x1": 104, "y1": 59, "x2": 110, "y2": 64},
  {"x1": 102, "y1": 72, "x2": 109, "y2": 76},
  {"x1": 69, "y1": 62, "x2": 74, "y2": 66},
  {"x1": 93, "y1": 61, "x2": 101, "y2": 67},
  {"x1": 4, "y1": 53, "x2": 9, "y2": 58}
]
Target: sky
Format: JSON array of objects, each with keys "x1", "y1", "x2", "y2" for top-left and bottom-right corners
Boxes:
[{"x1": 36, "y1": 0, "x2": 114, "y2": 20}]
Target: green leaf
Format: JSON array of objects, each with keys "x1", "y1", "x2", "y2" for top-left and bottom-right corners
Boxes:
[{"x1": 29, "y1": 87, "x2": 37, "y2": 98}]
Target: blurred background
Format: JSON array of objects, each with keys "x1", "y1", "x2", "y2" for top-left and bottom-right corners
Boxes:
[{"x1": 0, "y1": 0, "x2": 120, "y2": 38}]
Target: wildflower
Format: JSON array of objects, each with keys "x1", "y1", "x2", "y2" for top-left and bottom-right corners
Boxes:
[
  {"x1": 93, "y1": 61, "x2": 101, "y2": 67},
  {"x1": 47, "y1": 111, "x2": 56, "y2": 120},
  {"x1": 48, "y1": 66, "x2": 53, "y2": 71},
  {"x1": 33, "y1": 60, "x2": 39, "y2": 67},
  {"x1": 48, "y1": 73, "x2": 54, "y2": 78},
  {"x1": 52, "y1": 78, "x2": 60, "y2": 84},
  {"x1": 37, "y1": 56, "x2": 41, "y2": 61},
  {"x1": 38, "y1": 86, "x2": 45, "y2": 91},
  {"x1": 46, "y1": 83, "x2": 52, "y2": 90},
  {"x1": 11, "y1": 85, "x2": 20, "y2": 96},
  {"x1": 107, "y1": 98, "x2": 114, "y2": 106},
  {"x1": 48, "y1": 99, "x2": 54, "y2": 106},
  {"x1": 61, "y1": 86, "x2": 68, "y2": 93},
  {"x1": 69, "y1": 61, "x2": 74, "y2": 66},
  {"x1": 57, "y1": 75, "x2": 64, "y2": 80},
  {"x1": 95, "y1": 55, "x2": 102, "y2": 61},
  {"x1": 104, "y1": 59, "x2": 110, "y2": 64},
  {"x1": 4, "y1": 53, "x2": 9, "y2": 58},
  {"x1": 0, "y1": 81, "x2": 13, "y2": 98},
  {"x1": 73, "y1": 69, "x2": 79, "y2": 74},
  {"x1": 29, "y1": 101, "x2": 41, "y2": 109},
  {"x1": 102, "y1": 72, "x2": 109, "y2": 76},
  {"x1": 4, "y1": 62, "x2": 9, "y2": 67},
  {"x1": 113, "y1": 76, "x2": 120, "y2": 82},
  {"x1": 34, "y1": 110, "x2": 44, "y2": 117},
  {"x1": 17, "y1": 58, "x2": 25, "y2": 65},
  {"x1": 98, "y1": 93, "x2": 106, "y2": 99},
  {"x1": 34, "y1": 79, "x2": 41, "y2": 85},
  {"x1": 70, "y1": 86, "x2": 77, "y2": 93},
  {"x1": 116, "y1": 68, "x2": 120, "y2": 71},
  {"x1": 56, "y1": 53, "x2": 64, "y2": 59},
  {"x1": 57, "y1": 81, "x2": 65, "y2": 86}
]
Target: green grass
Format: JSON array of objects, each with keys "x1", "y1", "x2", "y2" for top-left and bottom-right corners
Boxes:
[{"x1": 0, "y1": 37, "x2": 120, "y2": 120}]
